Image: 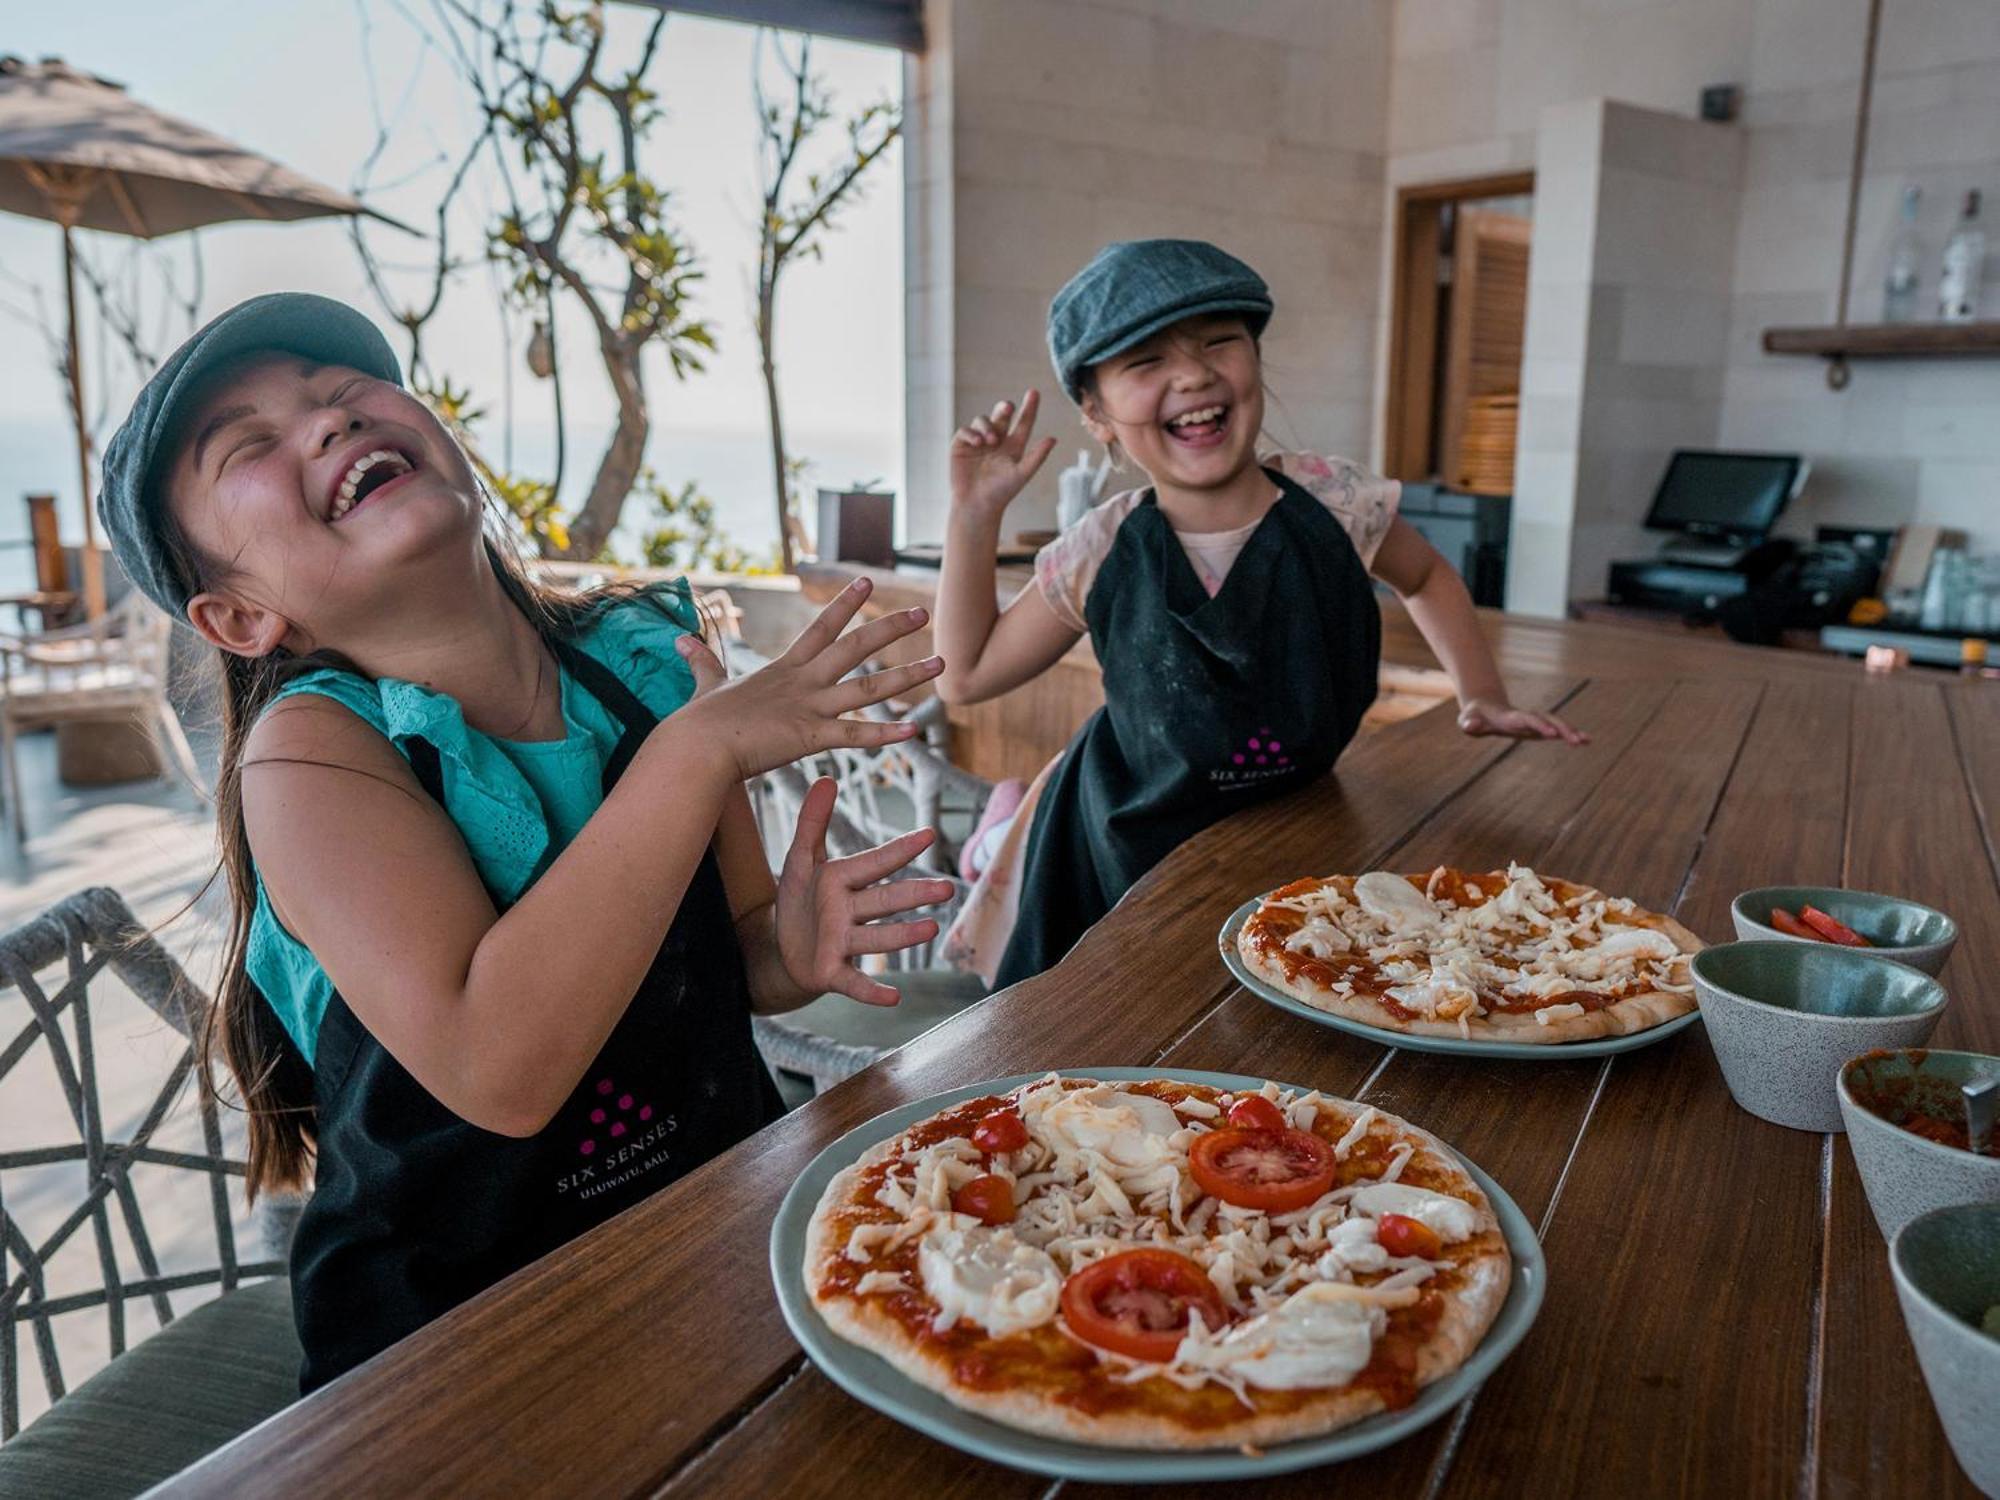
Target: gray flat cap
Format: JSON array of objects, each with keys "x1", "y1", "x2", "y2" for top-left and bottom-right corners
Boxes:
[
  {"x1": 1046, "y1": 239, "x2": 1272, "y2": 400},
  {"x1": 99, "y1": 292, "x2": 403, "y2": 617}
]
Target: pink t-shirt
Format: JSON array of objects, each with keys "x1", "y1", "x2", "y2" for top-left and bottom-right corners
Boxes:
[{"x1": 1033, "y1": 451, "x2": 1402, "y2": 632}]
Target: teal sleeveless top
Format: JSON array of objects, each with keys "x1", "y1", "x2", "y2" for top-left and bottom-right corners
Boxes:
[{"x1": 245, "y1": 583, "x2": 702, "y2": 1063}]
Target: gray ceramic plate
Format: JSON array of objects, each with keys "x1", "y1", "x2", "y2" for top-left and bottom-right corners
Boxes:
[
  {"x1": 769, "y1": 1067, "x2": 1548, "y2": 1482},
  {"x1": 1218, "y1": 898, "x2": 1702, "y2": 1060}
]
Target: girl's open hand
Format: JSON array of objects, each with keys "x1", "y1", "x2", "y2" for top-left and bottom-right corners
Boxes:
[
  {"x1": 950, "y1": 390, "x2": 1058, "y2": 524},
  {"x1": 1457, "y1": 698, "x2": 1590, "y2": 746},
  {"x1": 775, "y1": 777, "x2": 958, "y2": 1006},
  {"x1": 676, "y1": 578, "x2": 943, "y2": 782}
]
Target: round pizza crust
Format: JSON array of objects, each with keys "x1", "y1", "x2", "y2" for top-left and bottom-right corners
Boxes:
[
  {"x1": 1237, "y1": 871, "x2": 1704, "y2": 1045},
  {"x1": 805, "y1": 1081, "x2": 1512, "y2": 1451}
]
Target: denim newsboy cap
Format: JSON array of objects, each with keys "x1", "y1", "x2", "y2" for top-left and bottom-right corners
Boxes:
[
  {"x1": 1046, "y1": 239, "x2": 1273, "y2": 400},
  {"x1": 99, "y1": 292, "x2": 403, "y2": 618}
]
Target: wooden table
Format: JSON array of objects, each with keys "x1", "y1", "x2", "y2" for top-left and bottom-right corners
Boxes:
[{"x1": 165, "y1": 658, "x2": 1998, "y2": 1498}]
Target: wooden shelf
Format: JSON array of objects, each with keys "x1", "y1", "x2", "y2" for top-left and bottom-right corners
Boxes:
[{"x1": 1762, "y1": 321, "x2": 2000, "y2": 358}]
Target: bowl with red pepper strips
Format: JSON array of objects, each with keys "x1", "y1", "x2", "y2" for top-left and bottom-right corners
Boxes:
[{"x1": 1731, "y1": 885, "x2": 1957, "y2": 976}]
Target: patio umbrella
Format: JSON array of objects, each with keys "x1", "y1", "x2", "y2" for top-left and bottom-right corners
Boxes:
[{"x1": 0, "y1": 55, "x2": 405, "y2": 615}]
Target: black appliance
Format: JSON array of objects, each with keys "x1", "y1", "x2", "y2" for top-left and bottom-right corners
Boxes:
[{"x1": 1607, "y1": 449, "x2": 1807, "y2": 610}]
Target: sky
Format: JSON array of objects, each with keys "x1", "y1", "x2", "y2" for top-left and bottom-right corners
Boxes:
[{"x1": 0, "y1": 1, "x2": 906, "y2": 573}]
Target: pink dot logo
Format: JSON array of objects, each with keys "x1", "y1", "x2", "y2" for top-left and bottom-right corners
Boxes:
[
  {"x1": 577, "y1": 1075, "x2": 659, "y2": 1159},
  {"x1": 1248, "y1": 737, "x2": 1262, "y2": 751},
  {"x1": 1232, "y1": 753, "x2": 1245, "y2": 765}
]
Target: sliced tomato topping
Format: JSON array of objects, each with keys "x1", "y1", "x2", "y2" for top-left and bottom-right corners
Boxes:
[
  {"x1": 1189, "y1": 1126, "x2": 1337, "y2": 1213},
  {"x1": 1226, "y1": 1094, "x2": 1288, "y2": 1133},
  {"x1": 951, "y1": 1173, "x2": 1014, "y2": 1226},
  {"x1": 1059, "y1": 1248, "x2": 1227, "y2": 1363},
  {"x1": 1768, "y1": 908, "x2": 1821, "y2": 940},
  {"x1": 1376, "y1": 1212, "x2": 1443, "y2": 1260},
  {"x1": 1800, "y1": 904, "x2": 1872, "y2": 947},
  {"x1": 970, "y1": 1106, "x2": 1029, "y2": 1155}
]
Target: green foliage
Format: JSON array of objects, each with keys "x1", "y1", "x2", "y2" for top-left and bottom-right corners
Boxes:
[{"x1": 633, "y1": 469, "x2": 760, "y2": 574}]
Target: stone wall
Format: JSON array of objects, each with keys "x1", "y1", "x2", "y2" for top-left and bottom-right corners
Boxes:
[{"x1": 902, "y1": 0, "x2": 1395, "y2": 541}]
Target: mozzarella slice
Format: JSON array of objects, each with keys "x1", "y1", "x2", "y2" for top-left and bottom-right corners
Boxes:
[
  {"x1": 1171, "y1": 1281, "x2": 1386, "y2": 1390},
  {"x1": 917, "y1": 1224, "x2": 1062, "y2": 1336},
  {"x1": 1318, "y1": 1215, "x2": 1390, "y2": 1274},
  {"x1": 1027, "y1": 1085, "x2": 1185, "y2": 1173},
  {"x1": 1354, "y1": 872, "x2": 1441, "y2": 934},
  {"x1": 1348, "y1": 1182, "x2": 1481, "y2": 1243}
]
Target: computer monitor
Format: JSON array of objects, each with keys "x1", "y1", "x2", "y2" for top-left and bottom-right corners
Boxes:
[{"x1": 1642, "y1": 450, "x2": 1804, "y2": 544}]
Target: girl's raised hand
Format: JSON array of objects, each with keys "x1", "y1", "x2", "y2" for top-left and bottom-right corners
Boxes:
[
  {"x1": 775, "y1": 777, "x2": 958, "y2": 1006},
  {"x1": 950, "y1": 390, "x2": 1058, "y2": 524},
  {"x1": 675, "y1": 577, "x2": 943, "y2": 781},
  {"x1": 1457, "y1": 697, "x2": 1590, "y2": 746}
]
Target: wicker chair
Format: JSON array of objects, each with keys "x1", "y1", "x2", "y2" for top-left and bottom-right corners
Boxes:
[
  {"x1": 0, "y1": 888, "x2": 300, "y2": 1497},
  {"x1": 729, "y1": 639, "x2": 993, "y2": 1095}
]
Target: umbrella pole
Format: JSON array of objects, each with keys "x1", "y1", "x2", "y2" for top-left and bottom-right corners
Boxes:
[{"x1": 60, "y1": 222, "x2": 107, "y2": 619}]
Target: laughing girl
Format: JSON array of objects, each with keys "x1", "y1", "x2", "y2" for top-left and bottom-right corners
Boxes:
[
  {"x1": 98, "y1": 293, "x2": 950, "y2": 1390},
  {"x1": 933, "y1": 240, "x2": 1583, "y2": 988}
]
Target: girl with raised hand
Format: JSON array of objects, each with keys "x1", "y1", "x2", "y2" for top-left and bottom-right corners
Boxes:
[
  {"x1": 97, "y1": 293, "x2": 951, "y2": 1391},
  {"x1": 935, "y1": 241, "x2": 1583, "y2": 988}
]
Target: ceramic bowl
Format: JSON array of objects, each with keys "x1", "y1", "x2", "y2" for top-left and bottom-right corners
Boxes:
[
  {"x1": 1731, "y1": 886, "x2": 1957, "y2": 976},
  {"x1": 1890, "y1": 1202, "x2": 2000, "y2": 1496},
  {"x1": 1838, "y1": 1049, "x2": 2000, "y2": 1240},
  {"x1": 1690, "y1": 941, "x2": 1948, "y2": 1132}
]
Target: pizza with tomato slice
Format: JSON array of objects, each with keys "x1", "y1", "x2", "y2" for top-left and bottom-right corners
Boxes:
[
  {"x1": 804, "y1": 1074, "x2": 1512, "y2": 1450},
  {"x1": 1237, "y1": 864, "x2": 1703, "y2": 1044}
]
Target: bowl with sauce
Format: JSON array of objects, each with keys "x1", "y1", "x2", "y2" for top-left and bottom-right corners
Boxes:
[
  {"x1": 1838, "y1": 1048, "x2": 2000, "y2": 1240},
  {"x1": 1731, "y1": 886, "x2": 1956, "y2": 976},
  {"x1": 1890, "y1": 1201, "x2": 2000, "y2": 1495},
  {"x1": 1690, "y1": 941, "x2": 1949, "y2": 1131}
]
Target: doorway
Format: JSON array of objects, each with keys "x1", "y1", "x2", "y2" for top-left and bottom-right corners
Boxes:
[{"x1": 1383, "y1": 172, "x2": 1534, "y2": 607}]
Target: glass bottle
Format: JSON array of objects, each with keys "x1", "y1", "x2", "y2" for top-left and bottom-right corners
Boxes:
[
  {"x1": 1939, "y1": 190, "x2": 1986, "y2": 323},
  {"x1": 1884, "y1": 186, "x2": 1924, "y2": 323}
]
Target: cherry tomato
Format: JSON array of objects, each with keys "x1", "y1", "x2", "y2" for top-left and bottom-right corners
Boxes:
[
  {"x1": 1376, "y1": 1212, "x2": 1443, "y2": 1260},
  {"x1": 1800, "y1": 904, "x2": 1872, "y2": 947},
  {"x1": 971, "y1": 1106, "x2": 1029, "y2": 1155},
  {"x1": 1059, "y1": 1249, "x2": 1228, "y2": 1363},
  {"x1": 1189, "y1": 1127, "x2": 1337, "y2": 1214},
  {"x1": 1769, "y1": 908, "x2": 1819, "y2": 940},
  {"x1": 1226, "y1": 1094, "x2": 1288, "y2": 1133},
  {"x1": 951, "y1": 1173, "x2": 1015, "y2": 1226}
]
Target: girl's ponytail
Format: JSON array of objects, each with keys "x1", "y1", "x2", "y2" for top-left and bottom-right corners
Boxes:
[{"x1": 206, "y1": 649, "x2": 321, "y2": 1198}]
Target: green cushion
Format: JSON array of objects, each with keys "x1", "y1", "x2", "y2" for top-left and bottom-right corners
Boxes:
[{"x1": 0, "y1": 1277, "x2": 300, "y2": 1500}]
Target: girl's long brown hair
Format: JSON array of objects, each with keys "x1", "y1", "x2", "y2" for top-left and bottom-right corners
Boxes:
[{"x1": 160, "y1": 502, "x2": 657, "y2": 1199}]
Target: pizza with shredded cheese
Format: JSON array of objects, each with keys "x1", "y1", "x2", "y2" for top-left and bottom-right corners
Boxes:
[
  {"x1": 1237, "y1": 865, "x2": 1703, "y2": 1043},
  {"x1": 804, "y1": 1074, "x2": 1512, "y2": 1450}
]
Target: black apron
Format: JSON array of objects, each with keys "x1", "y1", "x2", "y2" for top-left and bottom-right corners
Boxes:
[
  {"x1": 289, "y1": 637, "x2": 784, "y2": 1393},
  {"x1": 995, "y1": 471, "x2": 1381, "y2": 988}
]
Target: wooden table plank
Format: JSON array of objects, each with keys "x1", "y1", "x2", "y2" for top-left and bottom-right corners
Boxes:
[
  {"x1": 1433, "y1": 676, "x2": 1832, "y2": 1499},
  {"x1": 168, "y1": 686, "x2": 1580, "y2": 1499},
  {"x1": 1946, "y1": 684, "x2": 2000, "y2": 899},
  {"x1": 1816, "y1": 677, "x2": 1999, "y2": 1499}
]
